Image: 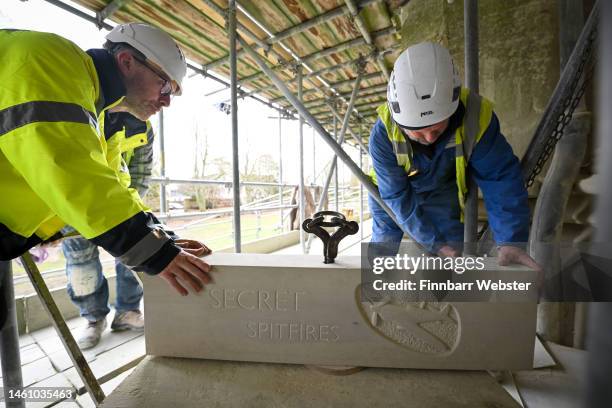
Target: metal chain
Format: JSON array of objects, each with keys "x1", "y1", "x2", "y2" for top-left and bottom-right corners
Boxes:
[{"x1": 526, "y1": 24, "x2": 598, "y2": 187}]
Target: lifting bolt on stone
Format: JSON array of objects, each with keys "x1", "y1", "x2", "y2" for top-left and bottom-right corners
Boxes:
[{"x1": 302, "y1": 211, "x2": 359, "y2": 264}]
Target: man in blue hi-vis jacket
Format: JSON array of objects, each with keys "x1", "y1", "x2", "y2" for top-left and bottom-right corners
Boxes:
[{"x1": 368, "y1": 41, "x2": 539, "y2": 270}]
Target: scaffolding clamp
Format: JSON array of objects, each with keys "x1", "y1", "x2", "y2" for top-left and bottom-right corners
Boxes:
[
  {"x1": 354, "y1": 54, "x2": 368, "y2": 76},
  {"x1": 302, "y1": 211, "x2": 359, "y2": 264}
]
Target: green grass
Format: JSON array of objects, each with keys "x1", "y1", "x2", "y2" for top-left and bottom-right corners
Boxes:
[
  {"x1": 173, "y1": 212, "x2": 285, "y2": 250},
  {"x1": 9, "y1": 206, "x2": 368, "y2": 297},
  {"x1": 11, "y1": 212, "x2": 286, "y2": 277}
]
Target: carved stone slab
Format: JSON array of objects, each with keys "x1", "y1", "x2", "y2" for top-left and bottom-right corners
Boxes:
[{"x1": 143, "y1": 253, "x2": 537, "y2": 370}]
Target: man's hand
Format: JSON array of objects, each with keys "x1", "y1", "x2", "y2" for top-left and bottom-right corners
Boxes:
[
  {"x1": 437, "y1": 245, "x2": 461, "y2": 257},
  {"x1": 498, "y1": 245, "x2": 544, "y2": 290},
  {"x1": 29, "y1": 246, "x2": 49, "y2": 263},
  {"x1": 175, "y1": 239, "x2": 212, "y2": 257},
  {"x1": 497, "y1": 246, "x2": 540, "y2": 270},
  {"x1": 158, "y1": 250, "x2": 212, "y2": 296}
]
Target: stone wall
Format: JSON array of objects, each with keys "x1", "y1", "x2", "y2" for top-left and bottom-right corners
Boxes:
[{"x1": 399, "y1": 0, "x2": 560, "y2": 159}]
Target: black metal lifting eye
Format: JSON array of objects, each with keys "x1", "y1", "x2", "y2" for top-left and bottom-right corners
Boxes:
[{"x1": 302, "y1": 211, "x2": 359, "y2": 264}]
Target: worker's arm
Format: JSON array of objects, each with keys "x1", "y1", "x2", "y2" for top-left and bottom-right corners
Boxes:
[
  {"x1": 1, "y1": 115, "x2": 188, "y2": 273},
  {"x1": 469, "y1": 113, "x2": 530, "y2": 246},
  {"x1": 369, "y1": 120, "x2": 444, "y2": 253},
  {"x1": 0, "y1": 33, "x2": 205, "y2": 283}
]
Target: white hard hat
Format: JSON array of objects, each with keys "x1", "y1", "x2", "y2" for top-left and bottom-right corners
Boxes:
[
  {"x1": 106, "y1": 22, "x2": 187, "y2": 95},
  {"x1": 387, "y1": 42, "x2": 461, "y2": 129}
]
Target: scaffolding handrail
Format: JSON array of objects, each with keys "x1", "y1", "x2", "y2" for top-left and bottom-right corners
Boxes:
[
  {"x1": 150, "y1": 177, "x2": 321, "y2": 188},
  {"x1": 156, "y1": 204, "x2": 298, "y2": 220}
]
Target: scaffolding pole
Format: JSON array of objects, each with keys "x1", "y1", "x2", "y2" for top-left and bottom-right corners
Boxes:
[
  {"x1": 198, "y1": 0, "x2": 392, "y2": 129},
  {"x1": 236, "y1": 35, "x2": 402, "y2": 231},
  {"x1": 158, "y1": 110, "x2": 167, "y2": 215},
  {"x1": 270, "y1": 72, "x2": 380, "y2": 104},
  {"x1": 297, "y1": 65, "x2": 306, "y2": 252},
  {"x1": 478, "y1": 0, "x2": 600, "y2": 247},
  {"x1": 268, "y1": 0, "x2": 381, "y2": 45},
  {"x1": 345, "y1": 0, "x2": 390, "y2": 79},
  {"x1": 229, "y1": 0, "x2": 242, "y2": 253},
  {"x1": 20, "y1": 254, "x2": 105, "y2": 405},
  {"x1": 303, "y1": 84, "x2": 387, "y2": 109},
  {"x1": 201, "y1": 0, "x2": 388, "y2": 71},
  {"x1": 41, "y1": 0, "x2": 294, "y2": 119},
  {"x1": 151, "y1": 177, "x2": 300, "y2": 188},
  {"x1": 326, "y1": 104, "x2": 370, "y2": 154},
  {"x1": 218, "y1": 26, "x2": 394, "y2": 82},
  {"x1": 463, "y1": 0, "x2": 479, "y2": 254},
  {"x1": 312, "y1": 127, "x2": 316, "y2": 188},
  {"x1": 359, "y1": 127, "x2": 365, "y2": 242},
  {"x1": 333, "y1": 112, "x2": 339, "y2": 212},
  {"x1": 228, "y1": 4, "x2": 379, "y2": 124},
  {"x1": 278, "y1": 115, "x2": 284, "y2": 232},
  {"x1": 95, "y1": 0, "x2": 131, "y2": 28},
  {"x1": 586, "y1": 2, "x2": 612, "y2": 405},
  {"x1": 240, "y1": 60, "x2": 392, "y2": 101},
  {"x1": 0, "y1": 261, "x2": 25, "y2": 408},
  {"x1": 305, "y1": 72, "x2": 364, "y2": 252},
  {"x1": 199, "y1": 0, "x2": 274, "y2": 70}
]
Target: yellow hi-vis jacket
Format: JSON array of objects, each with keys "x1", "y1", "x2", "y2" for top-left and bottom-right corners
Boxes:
[
  {"x1": 0, "y1": 30, "x2": 178, "y2": 274},
  {"x1": 101, "y1": 112, "x2": 153, "y2": 205},
  {"x1": 371, "y1": 88, "x2": 494, "y2": 219}
]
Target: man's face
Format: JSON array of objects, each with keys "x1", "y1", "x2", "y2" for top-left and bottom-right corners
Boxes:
[
  {"x1": 401, "y1": 118, "x2": 450, "y2": 145},
  {"x1": 116, "y1": 52, "x2": 173, "y2": 120}
]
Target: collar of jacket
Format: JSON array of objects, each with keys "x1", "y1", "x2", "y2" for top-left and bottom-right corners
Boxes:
[
  {"x1": 104, "y1": 111, "x2": 147, "y2": 140},
  {"x1": 408, "y1": 101, "x2": 466, "y2": 155},
  {"x1": 86, "y1": 48, "x2": 126, "y2": 116}
]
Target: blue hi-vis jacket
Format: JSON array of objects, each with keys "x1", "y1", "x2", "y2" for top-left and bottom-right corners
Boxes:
[{"x1": 368, "y1": 104, "x2": 529, "y2": 252}]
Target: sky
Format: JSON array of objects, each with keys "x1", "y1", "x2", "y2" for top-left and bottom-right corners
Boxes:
[{"x1": 0, "y1": 0, "x2": 364, "y2": 188}]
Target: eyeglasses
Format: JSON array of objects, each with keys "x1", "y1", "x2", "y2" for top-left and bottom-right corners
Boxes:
[{"x1": 132, "y1": 55, "x2": 174, "y2": 97}]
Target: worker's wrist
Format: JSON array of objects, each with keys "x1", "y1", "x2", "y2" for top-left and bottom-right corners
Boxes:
[
  {"x1": 132, "y1": 240, "x2": 181, "y2": 275},
  {"x1": 429, "y1": 241, "x2": 445, "y2": 256},
  {"x1": 145, "y1": 212, "x2": 179, "y2": 240},
  {"x1": 496, "y1": 242, "x2": 527, "y2": 251}
]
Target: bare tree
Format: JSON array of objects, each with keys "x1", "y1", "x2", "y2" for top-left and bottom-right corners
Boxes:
[
  {"x1": 288, "y1": 186, "x2": 320, "y2": 230},
  {"x1": 179, "y1": 127, "x2": 228, "y2": 210},
  {"x1": 240, "y1": 152, "x2": 279, "y2": 203}
]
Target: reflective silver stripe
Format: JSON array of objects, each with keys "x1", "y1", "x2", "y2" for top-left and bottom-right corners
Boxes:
[
  {"x1": 449, "y1": 129, "x2": 464, "y2": 159},
  {"x1": 389, "y1": 122, "x2": 413, "y2": 157},
  {"x1": 392, "y1": 141, "x2": 418, "y2": 174},
  {"x1": 391, "y1": 140, "x2": 410, "y2": 155},
  {"x1": 462, "y1": 90, "x2": 482, "y2": 161},
  {"x1": 118, "y1": 228, "x2": 170, "y2": 268},
  {"x1": 0, "y1": 101, "x2": 96, "y2": 137}
]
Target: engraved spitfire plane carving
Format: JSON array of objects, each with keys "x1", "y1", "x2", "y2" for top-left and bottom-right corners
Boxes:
[{"x1": 364, "y1": 296, "x2": 457, "y2": 352}]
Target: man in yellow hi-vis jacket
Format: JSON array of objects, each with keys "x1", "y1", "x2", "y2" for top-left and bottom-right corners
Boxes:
[
  {"x1": 0, "y1": 23, "x2": 212, "y2": 297},
  {"x1": 62, "y1": 112, "x2": 155, "y2": 349}
]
